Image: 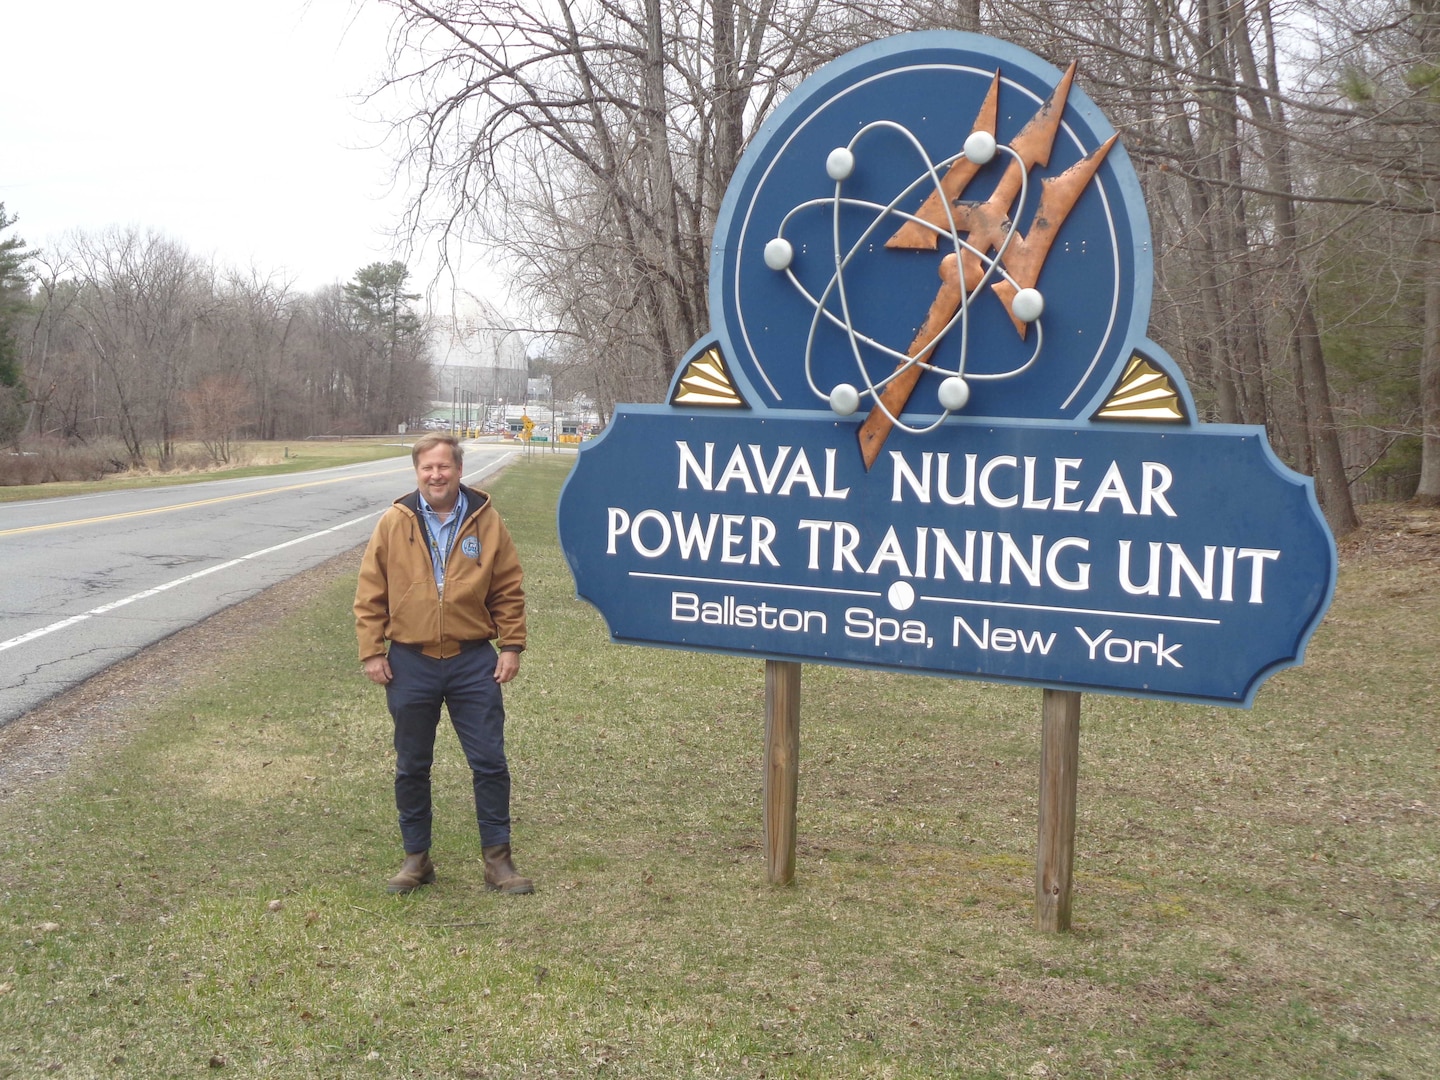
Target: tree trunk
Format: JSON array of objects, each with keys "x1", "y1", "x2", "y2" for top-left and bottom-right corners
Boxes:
[
  {"x1": 1229, "y1": 0, "x2": 1359, "y2": 533},
  {"x1": 1149, "y1": 2, "x2": 1251, "y2": 424},
  {"x1": 1416, "y1": 213, "x2": 1440, "y2": 504},
  {"x1": 1413, "y1": 0, "x2": 1440, "y2": 504}
]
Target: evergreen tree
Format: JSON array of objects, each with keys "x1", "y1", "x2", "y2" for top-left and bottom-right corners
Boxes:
[
  {"x1": 342, "y1": 261, "x2": 428, "y2": 432},
  {"x1": 343, "y1": 261, "x2": 422, "y2": 347},
  {"x1": 0, "y1": 204, "x2": 32, "y2": 441},
  {"x1": 0, "y1": 203, "x2": 31, "y2": 390}
]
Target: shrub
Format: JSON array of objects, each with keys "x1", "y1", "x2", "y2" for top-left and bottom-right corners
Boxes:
[{"x1": 0, "y1": 437, "x2": 130, "y2": 486}]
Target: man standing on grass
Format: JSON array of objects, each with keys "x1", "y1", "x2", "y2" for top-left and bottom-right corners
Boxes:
[{"x1": 354, "y1": 433, "x2": 534, "y2": 895}]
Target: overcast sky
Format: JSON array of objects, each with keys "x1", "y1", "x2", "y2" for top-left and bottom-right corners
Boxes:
[{"x1": 2, "y1": 0, "x2": 490, "y2": 299}]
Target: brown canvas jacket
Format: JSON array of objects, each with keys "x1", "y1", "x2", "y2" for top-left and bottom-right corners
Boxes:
[{"x1": 354, "y1": 484, "x2": 527, "y2": 662}]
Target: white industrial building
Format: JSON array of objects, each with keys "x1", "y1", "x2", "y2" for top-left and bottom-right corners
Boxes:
[{"x1": 429, "y1": 292, "x2": 529, "y2": 424}]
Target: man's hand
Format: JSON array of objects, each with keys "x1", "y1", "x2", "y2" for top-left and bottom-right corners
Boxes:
[
  {"x1": 362, "y1": 654, "x2": 393, "y2": 685},
  {"x1": 495, "y1": 650, "x2": 521, "y2": 684}
]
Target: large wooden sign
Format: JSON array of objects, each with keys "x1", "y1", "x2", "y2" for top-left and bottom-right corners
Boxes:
[
  {"x1": 559, "y1": 30, "x2": 1338, "y2": 928},
  {"x1": 558, "y1": 31, "x2": 1335, "y2": 708}
]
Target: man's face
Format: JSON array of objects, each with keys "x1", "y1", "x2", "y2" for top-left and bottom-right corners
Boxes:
[{"x1": 415, "y1": 445, "x2": 461, "y2": 512}]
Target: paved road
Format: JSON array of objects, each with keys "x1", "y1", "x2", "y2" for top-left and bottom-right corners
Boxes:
[{"x1": 0, "y1": 443, "x2": 522, "y2": 726}]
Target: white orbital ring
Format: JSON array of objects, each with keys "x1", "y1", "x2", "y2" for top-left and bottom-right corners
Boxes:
[{"x1": 763, "y1": 120, "x2": 1047, "y2": 432}]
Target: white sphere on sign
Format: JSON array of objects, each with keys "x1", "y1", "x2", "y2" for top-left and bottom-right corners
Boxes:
[
  {"x1": 826, "y1": 147, "x2": 855, "y2": 180},
  {"x1": 1012, "y1": 287, "x2": 1045, "y2": 323},
  {"x1": 829, "y1": 382, "x2": 860, "y2": 416},
  {"x1": 887, "y1": 580, "x2": 916, "y2": 611},
  {"x1": 963, "y1": 130, "x2": 997, "y2": 165},
  {"x1": 937, "y1": 375, "x2": 971, "y2": 412},
  {"x1": 763, "y1": 237, "x2": 794, "y2": 271}
]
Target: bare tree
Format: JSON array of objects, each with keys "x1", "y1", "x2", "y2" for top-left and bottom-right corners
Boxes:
[
  {"x1": 978, "y1": 0, "x2": 1362, "y2": 531},
  {"x1": 182, "y1": 373, "x2": 254, "y2": 463},
  {"x1": 1286, "y1": 0, "x2": 1440, "y2": 506},
  {"x1": 1394, "y1": 0, "x2": 1440, "y2": 503},
  {"x1": 63, "y1": 228, "x2": 213, "y2": 466},
  {"x1": 351, "y1": 0, "x2": 1425, "y2": 526},
  {"x1": 1230, "y1": 0, "x2": 1358, "y2": 530},
  {"x1": 376, "y1": 0, "x2": 903, "y2": 402},
  {"x1": 16, "y1": 231, "x2": 452, "y2": 452},
  {"x1": 211, "y1": 270, "x2": 300, "y2": 440}
]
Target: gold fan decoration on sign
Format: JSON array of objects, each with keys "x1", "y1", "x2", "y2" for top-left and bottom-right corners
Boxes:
[
  {"x1": 1094, "y1": 354, "x2": 1185, "y2": 422},
  {"x1": 671, "y1": 346, "x2": 745, "y2": 407}
]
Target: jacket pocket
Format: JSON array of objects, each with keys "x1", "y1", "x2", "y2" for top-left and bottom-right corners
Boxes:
[{"x1": 389, "y1": 580, "x2": 440, "y2": 642}]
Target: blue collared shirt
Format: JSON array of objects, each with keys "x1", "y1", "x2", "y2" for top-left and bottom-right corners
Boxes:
[{"x1": 417, "y1": 490, "x2": 467, "y2": 594}]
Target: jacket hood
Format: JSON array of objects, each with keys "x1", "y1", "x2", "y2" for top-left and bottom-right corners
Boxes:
[{"x1": 396, "y1": 483, "x2": 491, "y2": 522}]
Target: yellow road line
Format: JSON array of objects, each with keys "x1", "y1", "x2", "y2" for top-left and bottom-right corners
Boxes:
[{"x1": 0, "y1": 465, "x2": 415, "y2": 538}]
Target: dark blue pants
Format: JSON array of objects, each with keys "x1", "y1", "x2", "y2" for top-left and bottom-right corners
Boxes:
[{"x1": 386, "y1": 642, "x2": 511, "y2": 854}]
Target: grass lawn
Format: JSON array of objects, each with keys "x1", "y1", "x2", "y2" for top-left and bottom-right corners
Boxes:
[{"x1": 1, "y1": 458, "x2": 1435, "y2": 1078}]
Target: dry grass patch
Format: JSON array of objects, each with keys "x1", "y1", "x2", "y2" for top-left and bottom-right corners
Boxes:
[{"x1": 0, "y1": 439, "x2": 413, "y2": 501}]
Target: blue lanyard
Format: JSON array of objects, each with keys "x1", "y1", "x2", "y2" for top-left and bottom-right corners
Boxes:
[{"x1": 419, "y1": 493, "x2": 466, "y2": 594}]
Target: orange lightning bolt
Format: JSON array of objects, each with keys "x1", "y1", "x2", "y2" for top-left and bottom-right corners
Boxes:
[{"x1": 856, "y1": 63, "x2": 1117, "y2": 470}]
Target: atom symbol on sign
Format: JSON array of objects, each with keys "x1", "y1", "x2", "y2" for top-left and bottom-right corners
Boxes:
[{"x1": 762, "y1": 122, "x2": 1047, "y2": 433}]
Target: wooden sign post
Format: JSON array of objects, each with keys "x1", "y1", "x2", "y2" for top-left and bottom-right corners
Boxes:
[
  {"x1": 762, "y1": 670, "x2": 1085, "y2": 929},
  {"x1": 1035, "y1": 689, "x2": 1082, "y2": 932},
  {"x1": 764, "y1": 660, "x2": 802, "y2": 885}
]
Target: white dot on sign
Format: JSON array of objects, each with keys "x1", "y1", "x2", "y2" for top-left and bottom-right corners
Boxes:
[
  {"x1": 938, "y1": 376, "x2": 970, "y2": 412},
  {"x1": 829, "y1": 383, "x2": 860, "y2": 416},
  {"x1": 888, "y1": 581, "x2": 916, "y2": 611},
  {"x1": 826, "y1": 147, "x2": 855, "y2": 180},
  {"x1": 1012, "y1": 287, "x2": 1045, "y2": 323},
  {"x1": 763, "y1": 237, "x2": 793, "y2": 271},
  {"x1": 964, "y1": 130, "x2": 997, "y2": 165}
]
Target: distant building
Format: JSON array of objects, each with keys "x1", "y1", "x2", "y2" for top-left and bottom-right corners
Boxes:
[{"x1": 430, "y1": 293, "x2": 528, "y2": 408}]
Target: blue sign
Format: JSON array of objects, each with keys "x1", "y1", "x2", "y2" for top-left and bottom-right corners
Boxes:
[{"x1": 558, "y1": 31, "x2": 1336, "y2": 707}]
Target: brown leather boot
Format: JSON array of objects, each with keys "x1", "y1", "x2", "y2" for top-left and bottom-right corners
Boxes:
[
  {"x1": 482, "y1": 843, "x2": 534, "y2": 894},
  {"x1": 386, "y1": 851, "x2": 436, "y2": 894}
]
